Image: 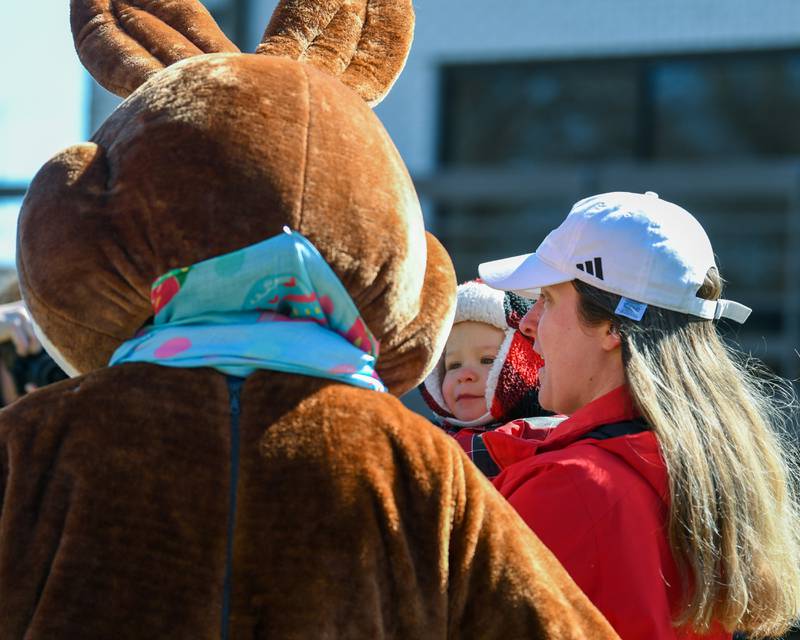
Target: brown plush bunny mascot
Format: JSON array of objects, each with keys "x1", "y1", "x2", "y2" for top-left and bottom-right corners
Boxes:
[{"x1": 1, "y1": 1, "x2": 619, "y2": 638}]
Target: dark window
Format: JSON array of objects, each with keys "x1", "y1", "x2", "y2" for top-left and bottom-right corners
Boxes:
[
  {"x1": 654, "y1": 57, "x2": 800, "y2": 158},
  {"x1": 441, "y1": 52, "x2": 800, "y2": 165},
  {"x1": 441, "y1": 62, "x2": 640, "y2": 164}
]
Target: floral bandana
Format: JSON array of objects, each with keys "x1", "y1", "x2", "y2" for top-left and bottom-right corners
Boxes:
[{"x1": 109, "y1": 228, "x2": 385, "y2": 392}]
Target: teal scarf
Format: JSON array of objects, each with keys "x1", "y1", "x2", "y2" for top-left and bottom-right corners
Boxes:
[{"x1": 110, "y1": 228, "x2": 385, "y2": 392}]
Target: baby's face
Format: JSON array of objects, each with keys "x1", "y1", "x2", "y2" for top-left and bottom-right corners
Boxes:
[{"x1": 442, "y1": 321, "x2": 505, "y2": 422}]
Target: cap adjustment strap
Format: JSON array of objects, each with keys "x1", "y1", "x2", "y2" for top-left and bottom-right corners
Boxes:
[{"x1": 713, "y1": 299, "x2": 752, "y2": 324}]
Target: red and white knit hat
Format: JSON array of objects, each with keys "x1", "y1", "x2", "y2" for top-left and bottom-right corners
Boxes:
[{"x1": 420, "y1": 280, "x2": 545, "y2": 428}]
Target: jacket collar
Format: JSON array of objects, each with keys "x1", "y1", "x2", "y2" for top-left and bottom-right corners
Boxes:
[{"x1": 484, "y1": 385, "x2": 639, "y2": 470}]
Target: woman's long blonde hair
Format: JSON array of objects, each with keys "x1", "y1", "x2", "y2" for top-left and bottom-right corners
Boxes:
[{"x1": 574, "y1": 272, "x2": 800, "y2": 637}]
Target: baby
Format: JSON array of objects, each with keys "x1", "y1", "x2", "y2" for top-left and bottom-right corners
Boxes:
[{"x1": 420, "y1": 280, "x2": 562, "y2": 477}]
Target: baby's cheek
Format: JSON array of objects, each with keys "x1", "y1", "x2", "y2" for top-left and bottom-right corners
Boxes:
[{"x1": 441, "y1": 371, "x2": 457, "y2": 410}]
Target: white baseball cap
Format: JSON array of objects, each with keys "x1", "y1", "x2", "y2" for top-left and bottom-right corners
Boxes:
[{"x1": 478, "y1": 191, "x2": 751, "y2": 323}]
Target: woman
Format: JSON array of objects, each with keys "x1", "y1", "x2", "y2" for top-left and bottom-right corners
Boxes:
[{"x1": 478, "y1": 191, "x2": 800, "y2": 639}]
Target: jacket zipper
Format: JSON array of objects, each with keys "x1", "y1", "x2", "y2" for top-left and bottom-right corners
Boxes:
[{"x1": 221, "y1": 376, "x2": 244, "y2": 640}]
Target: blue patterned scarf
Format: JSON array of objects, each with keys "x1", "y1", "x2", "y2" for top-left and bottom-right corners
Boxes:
[{"x1": 110, "y1": 228, "x2": 385, "y2": 392}]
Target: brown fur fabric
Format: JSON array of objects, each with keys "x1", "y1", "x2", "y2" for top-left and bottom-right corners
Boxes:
[
  {"x1": 9, "y1": 1, "x2": 620, "y2": 637},
  {"x1": 0, "y1": 364, "x2": 617, "y2": 638},
  {"x1": 257, "y1": 0, "x2": 415, "y2": 105},
  {"x1": 71, "y1": 0, "x2": 240, "y2": 97}
]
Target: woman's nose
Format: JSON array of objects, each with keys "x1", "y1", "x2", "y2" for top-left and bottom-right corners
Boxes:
[{"x1": 519, "y1": 299, "x2": 541, "y2": 339}]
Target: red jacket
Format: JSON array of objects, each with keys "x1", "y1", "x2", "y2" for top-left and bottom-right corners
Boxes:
[{"x1": 485, "y1": 386, "x2": 729, "y2": 640}]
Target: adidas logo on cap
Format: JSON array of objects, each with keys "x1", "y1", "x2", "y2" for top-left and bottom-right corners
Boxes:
[{"x1": 576, "y1": 257, "x2": 604, "y2": 280}]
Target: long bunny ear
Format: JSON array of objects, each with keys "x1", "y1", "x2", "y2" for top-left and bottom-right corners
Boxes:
[
  {"x1": 71, "y1": 0, "x2": 240, "y2": 98},
  {"x1": 256, "y1": 0, "x2": 414, "y2": 107}
]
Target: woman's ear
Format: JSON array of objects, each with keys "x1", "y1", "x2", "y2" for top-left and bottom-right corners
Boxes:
[
  {"x1": 256, "y1": 0, "x2": 414, "y2": 107},
  {"x1": 601, "y1": 322, "x2": 622, "y2": 352},
  {"x1": 71, "y1": 0, "x2": 239, "y2": 98}
]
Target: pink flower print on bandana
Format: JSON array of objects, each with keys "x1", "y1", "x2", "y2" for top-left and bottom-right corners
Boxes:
[{"x1": 154, "y1": 337, "x2": 193, "y2": 359}]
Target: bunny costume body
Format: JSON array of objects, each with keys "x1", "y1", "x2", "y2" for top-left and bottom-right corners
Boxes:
[{"x1": 0, "y1": 2, "x2": 619, "y2": 638}]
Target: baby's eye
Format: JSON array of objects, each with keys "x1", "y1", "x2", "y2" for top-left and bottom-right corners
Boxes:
[
  {"x1": 445, "y1": 361, "x2": 461, "y2": 371},
  {"x1": 480, "y1": 357, "x2": 495, "y2": 365}
]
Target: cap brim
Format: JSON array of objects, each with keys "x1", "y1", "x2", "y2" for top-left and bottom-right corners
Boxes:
[{"x1": 479, "y1": 253, "x2": 571, "y2": 293}]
